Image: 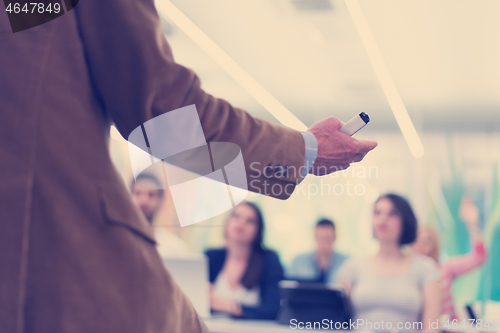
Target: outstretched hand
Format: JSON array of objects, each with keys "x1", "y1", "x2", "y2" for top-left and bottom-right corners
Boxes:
[
  {"x1": 459, "y1": 195, "x2": 480, "y2": 227},
  {"x1": 308, "y1": 117, "x2": 378, "y2": 176}
]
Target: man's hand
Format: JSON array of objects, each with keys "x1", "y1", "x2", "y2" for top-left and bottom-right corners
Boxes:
[{"x1": 308, "y1": 117, "x2": 377, "y2": 176}]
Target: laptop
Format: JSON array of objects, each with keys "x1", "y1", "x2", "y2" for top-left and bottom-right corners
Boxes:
[
  {"x1": 162, "y1": 254, "x2": 211, "y2": 318},
  {"x1": 277, "y1": 280, "x2": 352, "y2": 329}
]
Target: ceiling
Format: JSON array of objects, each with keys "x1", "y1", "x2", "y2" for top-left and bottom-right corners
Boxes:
[{"x1": 160, "y1": 0, "x2": 500, "y2": 132}]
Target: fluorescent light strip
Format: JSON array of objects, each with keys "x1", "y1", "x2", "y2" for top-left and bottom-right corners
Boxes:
[
  {"x1": 344, "y1": 0, "x2": 425, "y2": 158},
  {"x1": 155, "y1": 0, "x2": 307, "y2": 132}
]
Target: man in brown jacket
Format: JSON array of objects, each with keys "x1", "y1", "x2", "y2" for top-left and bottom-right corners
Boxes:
[{"x1": 0, "y1": 0, "x2": 376, "y2": 332}]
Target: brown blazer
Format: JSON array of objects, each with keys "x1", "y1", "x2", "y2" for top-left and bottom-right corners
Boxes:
[{"x1": 0, "y1": 1, "x2": 306, "y2": 332}]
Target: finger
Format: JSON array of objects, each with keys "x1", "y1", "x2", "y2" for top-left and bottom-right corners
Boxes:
[
  {"x1": 356, "y1": 140, "x2": 378, "y2": 153},
  {"x1": 328, "y1": 116, "x2": 343, "y2": 130}
]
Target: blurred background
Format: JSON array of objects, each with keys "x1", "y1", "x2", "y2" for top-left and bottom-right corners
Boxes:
[{"x1": 110, "y1": 0, "x2": 500, "y2": 311}]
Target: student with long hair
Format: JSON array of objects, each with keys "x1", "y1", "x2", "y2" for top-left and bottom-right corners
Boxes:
[
  {"x1": 205, "y1": 202, "x2": 283, "y2": 320},
  {"x1": 338, "y1": 194, "x2": 441, "y2": 331},
  {"x1": 411, "y1": 195, "x2": 487, "y2": 321}
]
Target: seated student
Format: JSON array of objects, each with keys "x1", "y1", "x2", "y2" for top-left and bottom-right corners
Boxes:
[
  {"x1": 287, "y1": 219, "x2": 348, "y2": 283},
  {"x1": 205, "y1": 202, "x2": 283, "y2": 320},
  {"x1": 130, "y1": 173, "x2": 190, "y2": 256},
  {"x1": 412, "y1": 195, "x2": 487, "y2": 321},
  {"x1": 337, "y1": 194, "x2": 441, "y2": 332}
]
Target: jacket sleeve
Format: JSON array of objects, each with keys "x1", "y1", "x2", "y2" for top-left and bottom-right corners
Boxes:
[
  {"x1": 73, "y1": 0, "x2": 305, "y2": 199},
  {"x1": 240, "y1": 251, "x2": 284, "y2": 320}
]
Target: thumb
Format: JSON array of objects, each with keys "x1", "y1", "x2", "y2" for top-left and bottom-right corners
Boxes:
[{"x1": 357, "y1": 139, "x2": 378, "y2": 153}]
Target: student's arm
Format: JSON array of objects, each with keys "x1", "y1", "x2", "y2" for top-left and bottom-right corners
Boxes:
[
  {"x1": 419, "y1": 256, "x2": 442, "y2": 332},
  {"x1": 441, "y1": 242, "x2": 487, "y2": 279},
  {"x1": 335, "y1": 258, "x2": 356, "y2": 297},
  {"x1": 209, "y1": 292, "x2": 243, "y2": 317},
  {"x1": 240, "y1": 251, "x2": 284, "y2": 320},
  {"x1": 443, "y1": 196, "x2": 488, "y2": 279},
  {"x1": 421, "y1": 280, "x2": 441, "y2": 332},
  {"x1": 337, "y1": 279, "x2": 352, "y2": 297}
]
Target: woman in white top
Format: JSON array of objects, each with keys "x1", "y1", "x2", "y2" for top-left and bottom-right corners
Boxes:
[{"x1": 337, "y1": 194, "x2": 441, "y2": 332}]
